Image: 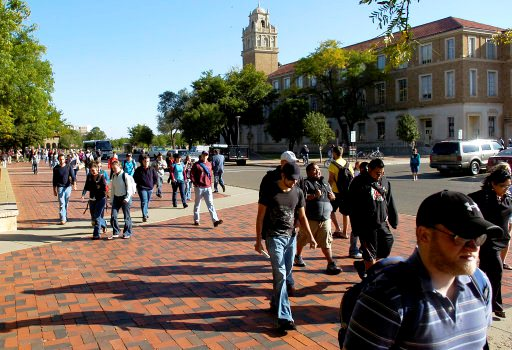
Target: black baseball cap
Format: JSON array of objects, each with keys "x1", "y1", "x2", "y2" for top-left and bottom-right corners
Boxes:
[
  {"x1": 281, "y1": 162, "x2": 301, "y2": 180},
  {"x1": 416, "y1": 190, "x2": 502, "y2": 240}
]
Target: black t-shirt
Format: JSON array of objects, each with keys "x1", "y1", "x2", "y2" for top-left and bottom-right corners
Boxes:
[{"x1": 259, "y1": 181, "x2": 305, "y2": 237}]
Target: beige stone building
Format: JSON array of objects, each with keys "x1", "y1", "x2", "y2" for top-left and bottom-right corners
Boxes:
[{"x1": 242, "y1": 8, "x2": 512, "y2": 154}]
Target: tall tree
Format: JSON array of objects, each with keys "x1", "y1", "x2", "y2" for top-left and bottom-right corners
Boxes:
[
  {"x1": 295, "y1": 40, "x2": 385, "y2": 143},
  {"x1": 266, "y1": 98, "x2": 309, "y2": 151},
  {"x1": 181, "y1": 103, "x2": 226, "y2": 145},
  {"x1": 84, "y1": 126, "x2": 107, "y2": 140},
  {"x1": 0, "y1": 0, "x2": 62, "y2": 148},
  {"x1": 128, "y1": 124, "x2": 154, "y2": 147},
  {"x1": 156, "y1": 89, "x2": 191, "y2": 148},
  {"x1": 304, "y1": 111, "x2": 335, "y2": 162},
  {"x1": 58, "y1": 125, "x2": 82, "y2": 149},
  {"x1": 396, "y1": 113, "x2": 420, "y2": 148}
]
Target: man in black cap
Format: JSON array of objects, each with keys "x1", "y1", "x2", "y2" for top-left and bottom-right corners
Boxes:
[
  {"x1": 255, "y1": 162, "x2": 317, "y2": 335},
  {"x1": 343, "y1": 190, "x2": 498, "y2": 349}
]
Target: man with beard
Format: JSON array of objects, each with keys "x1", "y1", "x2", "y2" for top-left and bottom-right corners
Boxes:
[{"x1": 343, "y1": 190, "x2": 497, "y2": 349}]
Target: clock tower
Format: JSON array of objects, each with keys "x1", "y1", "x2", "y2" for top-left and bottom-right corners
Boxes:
[{"x1": 241, "y1": 5, "x2": 279, "y2": 75}]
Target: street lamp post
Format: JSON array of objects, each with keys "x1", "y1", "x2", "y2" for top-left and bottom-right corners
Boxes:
[{"x1": 235, "y1": 115, "x2": 241, "y2": 145}]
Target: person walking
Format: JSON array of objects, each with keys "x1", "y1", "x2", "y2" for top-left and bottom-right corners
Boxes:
[
  {"x1": 410, "y1": 147, "x2": 421, "y2": 181},
  {"x1": 299, "y1": 144, "x2": 310, "y2": 165},
  {"x1": 190, "y1": 151, "x2": 222, "y2": 227},
  {"x1": 152, "y1": 153, "x2": 167, "y2": 198},
  {"x1": 32, "y1": 152, "x2": 40, "y2": 174},
  {"x1": 469, "y1": 168, "x2": 512, "y2": 319},
  {"x1": 109, "y1": 160, "x2": 134, "y2": 239},
  {"x1": 347, "y1": 158, "x2": 398, "y2": 279},
  {"x1": 211, "y1": 149, "x2": 225, "y2": 193},
  {"x1": 81, "y1": 162, "x2": 107, "y2": 239},
  {"x1": 133, "y1": 154, "x2": 158, "y2": 222},
  {"x1": 52, "y1": 153, "x2": 77, "y2": 225},
  {"x1": 343, "y1": 190, "x2": 497, "y2": 349},
  {"x1": 294, "y1": 162, "x2": 341, "y2": 275},
  {"x1": 169, "y1": 153, "x2": 188, "y2": 208},
  {"x1": 328, "y1": 146, "x2": 353, "y2": 239},
  {"x1": 122, "y1": 153, "x2": 137, "y2": 176},
  {"x1": 255, "y1": 162, "x2": 317, "y2": 335},
  {"x1": 184, "y1": 155, "x2": 193, "y2": 201}
]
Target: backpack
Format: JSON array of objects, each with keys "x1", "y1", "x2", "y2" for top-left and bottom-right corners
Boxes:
[
  {"x1": 111, "y1": 171, "x2": 137, "y2": 196},
  {"x1": 332, "y1": 159, "x2": 353, "y2": 194},
  {"x1": 338, "y1": 257, "x2": 490, "y2": 348}
]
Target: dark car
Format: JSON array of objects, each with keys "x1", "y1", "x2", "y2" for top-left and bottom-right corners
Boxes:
[{"x1": 487, "y1": 148, "x2": 512, "y2": 171}]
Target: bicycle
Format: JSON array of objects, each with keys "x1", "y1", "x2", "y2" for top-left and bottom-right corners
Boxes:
[{"x1": 368, "y1": 147, "x2": 384, "y2": 159}]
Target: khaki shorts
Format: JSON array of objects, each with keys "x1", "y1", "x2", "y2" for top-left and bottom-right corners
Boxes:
[{"x1": 298, "y1": 219, "x2": 332, "y2": 249}]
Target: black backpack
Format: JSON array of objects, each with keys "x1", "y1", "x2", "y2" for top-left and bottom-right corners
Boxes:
[
  {"x1": 332, "y1": 160, "x2": 353, "y2": 194},
  {"x1": 338, "y1": 257, "x2": 490, "y2": 348}
]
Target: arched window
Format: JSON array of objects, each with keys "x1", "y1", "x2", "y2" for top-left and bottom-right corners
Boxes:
[
  {"x1": 263, "y1": 36, "x2": 268, "y2": 47},
  {"x1": 261, "y1": 20, "x2": 266, "y2": 28},
  {"x1": 257, "y1": 36, "x2": 261, "y2": 47}
]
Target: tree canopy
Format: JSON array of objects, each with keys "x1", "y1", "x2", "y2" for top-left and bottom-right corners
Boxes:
[
  {"x1": 295, "y1": 40, "x2": 385, "y2": 143},
  {"x1": 0, "y1": 0, "x2": 62, "y2": 148},
  {"x1": 265, "y1": 98, "x2": 309, "y2": 151},
  {"x1": 396, "y1": 114, "x2": 420, "y2": 147},
  {"x1": 84, "y1": 126, "x2": 107, "y2": 141},
  {"x1": 128, "y1": 124, "x2": 154, "y2": 147},
  {"x1": 303, "y1": 111, "x2": 335, "y2": 160}
]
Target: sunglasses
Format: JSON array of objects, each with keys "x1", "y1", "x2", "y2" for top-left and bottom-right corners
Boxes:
[{"x1": 430, "y1": 227, "x2": 487, "y2": 247}]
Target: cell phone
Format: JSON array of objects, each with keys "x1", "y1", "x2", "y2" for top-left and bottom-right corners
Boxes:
[{"x1": 261, "y1": 250, "x2": 270, "y2": 258}]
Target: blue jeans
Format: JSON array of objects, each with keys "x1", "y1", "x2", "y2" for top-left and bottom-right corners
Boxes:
[
  {"x1": 214, "y1": 171, "x2": 224, "y2": 192},
  {"x1": 172, "y1": 180, "x2": 186, "y2": 206},
  {"x1": 138, "y1": 188, "x2": 153, "y2": 218},
  {"x1": 156, "y1": 176, "x2": 163, "y2": 196},
  {"x1": 57, "y1": 186, "x2": 72, "y2": 222},
  {"x1": 90, "y1": 197, "x2": 106, "y2": 237},
  {"x1": 265, "y1": 234, "x2": 296, "y2": 322},
  {"x1": 185, "y1": 180, "x2": 192, "y2": 200},
  {"x1": 349, "y1": 232, "x2": 360, "y2": 256},
  {"x1": 111, "y1": 196, "x2": 132, "y2": 235},
  {"x1": 193, "y1": 187, "x2": 219, "y2": 224}
]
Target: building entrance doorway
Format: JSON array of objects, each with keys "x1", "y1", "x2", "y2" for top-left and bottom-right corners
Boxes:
[{"x1": 467, "y1": 115, "x2": 480, "y2": 139}]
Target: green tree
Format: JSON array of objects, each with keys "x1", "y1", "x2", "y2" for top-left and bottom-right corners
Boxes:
[
  {"x1": 84, "y1": 126, "x2": 107, "y2": 140},
  {"x1": 396, "y1": 113, "x2": 420, "y2": 148},
  {"x1": 295, "y1": 40, "x2": 385, "y2": 143},
  {"x1": 110, "y1": 137, "x2": 130, "y2": 151},
  {"x1": 58, "y1": 125, "x2": 82, "y2": 149},
  {"x1": 128, "y1": 124, "x2": 154, "y2": 148},
  {"x1": 304, "y1": 111, "x2": 335, "y2": 162},
  {"x1": 266, "y1": 98, "x2": 309, "y2": 151},
  {"x1": 0, "y1": 0, "x2": 62, "y2": 148},
  {"x1": 156, "y1": 89, "x2": 191, "y2": 148},
  {"x1": 181, "y1": 103, "x2": 226, "y2": 145},
  {"x1": 152, "y1": 134, "x2": 170, "y2": 147}
]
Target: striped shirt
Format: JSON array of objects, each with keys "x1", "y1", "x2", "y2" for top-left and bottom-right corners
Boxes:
[{"x1": 343, "y1": 249, "x2": 492, "y2": 349}]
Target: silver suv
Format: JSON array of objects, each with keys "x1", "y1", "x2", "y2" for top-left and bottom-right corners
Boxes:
[{"x1": 429, "y1": 139, "x2": 503, "y2": 175}]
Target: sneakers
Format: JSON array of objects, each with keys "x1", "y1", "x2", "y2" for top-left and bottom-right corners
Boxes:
[
  {"x1": 183, "y1": 203, "x2": 188, "y2": 209},
  {"x1": 91, "y1": 235, "x2": 100, "y2": 240},
  {"x1": 353, "y1": 260, "x2": 366, "y2": 280},
  {"x1": 294, "y1": 255, "x2": 306, "y2": 267},
  {"x1": 326, "y1": 261, "x2": 342, "y2": 275},
  {"x1": 142, "y1": 216, "x2": 148, "y2": 222},
  {"x1": 213, "y1": 190, "x2": 219, "y2": 193},
  {"x1": 495, "y1": 311, "x2": 506, "y2": 318},
  {"x1": 221, "y1": 184, "x2": 226, "y2": 192},
  {"x1": 276, "y1": 319, "x2": 296, "y2": 336},
  {"x1": 122, "y1": 234, "x2": 131, "y2": 239},
  {"x1": 111, "y1": 233, "x2": 120, "y2": 238},
  {"x1": 194, "y1": 221, "x2": 200, "y2": 226},
  {"x1": 349, "y1": 252, "x2": 363, "y2": 259},
  {"x1": 60, "y1": 220, "x2": 66, "y2": 225},
  {"x1": 156, "y1": 193, "x2": 162, "y2": 198},
  {"x1": 213, "y1": 220, "x2": 223, "y2": 227}
]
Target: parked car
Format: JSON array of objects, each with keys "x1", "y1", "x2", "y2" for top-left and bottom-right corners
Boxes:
[
  {"x1": 430, "y1": 139, "x2": 503, "y2": 175},
  {"x1": 148, "y1": 146, "x2": 167, "y2": 160},
  {"x1": 487, "y1": 148, "x2": 512, "y2": 171}
]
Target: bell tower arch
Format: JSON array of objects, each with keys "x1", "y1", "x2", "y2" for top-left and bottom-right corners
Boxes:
[{"x1": 241, "y1": 5, "x2": 279, "y2": 75}]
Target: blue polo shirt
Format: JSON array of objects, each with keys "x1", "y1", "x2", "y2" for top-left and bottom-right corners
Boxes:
[{"x1": 344, "y1": 249, "x2": 492, "y2": 349}]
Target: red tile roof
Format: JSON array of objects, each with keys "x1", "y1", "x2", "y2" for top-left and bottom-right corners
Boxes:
[
  {"x1": 268, "y1": 62, "x2": 296, "y2": 78},
  {"x1": 344, "y1": 17, "x2": 505, "y2": 51}
]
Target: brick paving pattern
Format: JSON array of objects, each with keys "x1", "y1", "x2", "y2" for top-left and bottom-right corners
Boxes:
[{"x1": 0, "y1": 162, "x2": 510, "y2": 349}]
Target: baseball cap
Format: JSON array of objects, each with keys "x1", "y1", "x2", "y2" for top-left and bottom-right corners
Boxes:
[
  {"x1": 201, "y1": 151, "x2": 209, "y2": 156},
  {"x1": 416, "y1": 190, "x2": 502, "y2": 240},
  {"x1": 280, "y1": 151, "x2": 297, "y2": 163},
  {"x1": 127, "y1": 153, "x2": 132, "y2": 156},
  {"x1": 281, "y1": 162, "x2": 301, "y2": 180}
]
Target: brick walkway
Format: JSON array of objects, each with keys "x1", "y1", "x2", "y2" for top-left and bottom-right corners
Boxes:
[{"x1": 0, "y1": 162, "x2": 511, "y2": 349}]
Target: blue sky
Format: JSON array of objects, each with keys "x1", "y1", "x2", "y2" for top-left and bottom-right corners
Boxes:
[{"x1": 25, "y1": 0, "x2": 510, "y2": 139}]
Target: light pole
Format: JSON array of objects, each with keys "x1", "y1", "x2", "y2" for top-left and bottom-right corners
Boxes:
[{"x1": 235, "y1": 115, "x2": 241, "y2": 145}]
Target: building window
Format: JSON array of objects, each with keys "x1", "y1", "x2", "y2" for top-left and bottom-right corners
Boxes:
[
  {"x1": 419, "y1": 74, "x2": 432, "y2": 100},
  {"x1": 448, "y1": 116, "x2": 455, "y2": 138},
  {"x1": 486, "y1": 39, "x2": 496, "y2": 59},
  {"x1": 488, "y1": 116, "x2": 496, "y2": 137},
  {"x1": 377, "y1": 55, "x2": 386, "y2": 70},
  {"x1": 487, "y1": 70, "x2": 497, "y2": 96},
  {"x1": 445, "y1": 38, "x2": 455, "y2": 60},
  {"x1": 396, "y1": 78, "x2": 407, "y2": 102},
  {"x1": 310, "y1": 96, "x2": 318, "y2": 111},
  {"x1": 468, "y1": 36, "x2": 476, "y2": 57},
  {"x1": 357, "y1": 123, "x2": 366, "y2": 141},
  {"x1": 296, "y1": 76, "x2": 303, "y2": 88},
  {"x1": 377, "y1": 120, "x2": 385, "y2": 140},
  {"x1": 272, "y1": 80, "x2": 279, "y2": 90},
  {"x1": 284, "y1": 77, "x2": 290, "y2": 89},
  {"x1": 469, "y1": 69, "x2": 477, "y2": 97},
  {"x1": 375, "y1": 82, "x2": 385, "y2": 104},
  {"x1": 445, "y1": 70, "x2": 455, "y2": 98},
  {"x1": 310, "y1": 76, "x2": 317, "y2": 87},
  {"x1": 420, "y1": 43, "x2": 432, "y2": 64}
]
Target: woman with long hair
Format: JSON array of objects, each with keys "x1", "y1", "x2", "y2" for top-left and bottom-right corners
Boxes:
[
  {"x1": 81, "y1": 162, "x2": 108, "y2": 239},
  {"x1": 469, "y1": 168, "x2": 512, "y2": 318}
]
